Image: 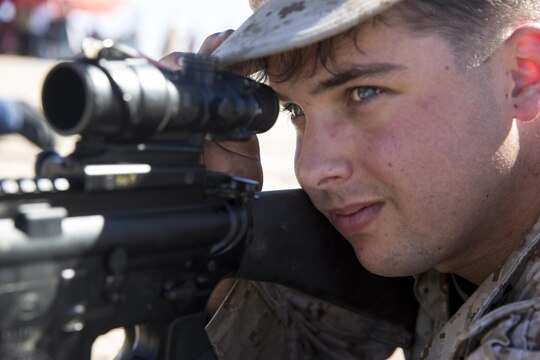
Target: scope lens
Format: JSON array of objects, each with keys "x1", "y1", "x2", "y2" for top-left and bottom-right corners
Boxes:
[
  {"x1": 250, "y1": 83, "x2": 279, "y2": 134},
  {"x1": 42, "y1": 65, "x2": 86, "y2": 133}
]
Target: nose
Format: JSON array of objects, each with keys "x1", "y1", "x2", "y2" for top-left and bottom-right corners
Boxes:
[{"x1": 295, "y1": 116, "x2": 353, "y2": 191}]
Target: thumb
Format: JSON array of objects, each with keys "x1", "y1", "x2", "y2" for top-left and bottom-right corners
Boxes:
[{"x1": 198, "y1": 30, "x2": 234, "y2": 55}]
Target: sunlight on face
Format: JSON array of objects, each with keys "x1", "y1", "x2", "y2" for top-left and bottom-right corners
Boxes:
[{"x1": 268, "y1": 12, "x2": 523, "y2": 280}]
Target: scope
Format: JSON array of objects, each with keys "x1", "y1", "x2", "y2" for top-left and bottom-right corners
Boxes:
[{"x1": 41, "y1": 45, "x2": 279, "y2": 142}]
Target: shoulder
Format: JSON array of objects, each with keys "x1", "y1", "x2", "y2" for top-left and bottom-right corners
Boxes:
[
  {"x1": 463, "y1": 297, "x2": 540, "y2": 358},
  {"x1": 207, "y1": 280, "x2": 412, "y2": 360},
  {"x1": 463, "y1": 254, "x2": 540, "y2": 358}
]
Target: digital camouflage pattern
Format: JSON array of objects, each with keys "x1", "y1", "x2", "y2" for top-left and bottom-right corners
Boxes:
[
  {"x1": 206, "y1": 216, "x2": 540, "y2": 359},
  {"x1": 206, "y1": 280, "x2": 409, "y2": 359},
  {"x1": 421, "y1": 215, "x2": 540, "y2": 359}
]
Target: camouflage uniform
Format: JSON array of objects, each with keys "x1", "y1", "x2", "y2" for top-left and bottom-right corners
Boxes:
[
  {"x1": 421, "y1": 216, "x2": 540, "y2": 359},
  {"x1": 206, "y1": 217, "x2": 540, "y2": 359}
]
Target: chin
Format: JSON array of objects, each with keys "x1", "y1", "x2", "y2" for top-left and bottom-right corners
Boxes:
[
  {"x1": 363, "y1": 264, "x2": 411, "y2": 277},
  {"x1": 354, "y1": 250, "x2": 424, "y2": 278}
]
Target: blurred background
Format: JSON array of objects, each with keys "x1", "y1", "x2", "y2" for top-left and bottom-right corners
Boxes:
[
  {"x1": 0, "y1": 0, "x2": 255, "y2": 59},
  {"x1": 0, "y1": 0, "x2": 298, "y2": 190}
]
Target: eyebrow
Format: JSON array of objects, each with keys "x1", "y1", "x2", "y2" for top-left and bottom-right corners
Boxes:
[{"x1": 310, "y1": 63, "x2": 407, "y2": 95}]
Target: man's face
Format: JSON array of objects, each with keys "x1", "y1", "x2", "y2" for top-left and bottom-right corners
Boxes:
[{"x1": 268, "y1": 16, "x2": 521, "y2": 278}]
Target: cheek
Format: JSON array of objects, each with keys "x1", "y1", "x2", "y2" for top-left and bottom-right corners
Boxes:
[
  {"x1": 360, "y1": 96, "x2": 476, "y2": 206},
  {"x1": 361, "y1": 112, "x2": 442, "y2": 183},
  {"x1": 369, "y1": 90, "x2": 487, "y2": 173},
  {"x1": 366, "y1": 87, "x2": 514, "y2": 221}
]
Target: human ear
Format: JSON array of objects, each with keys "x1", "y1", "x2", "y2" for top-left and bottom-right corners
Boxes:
[{"x1": 507, "y1": 26, "x2": 540, "y2": 121}]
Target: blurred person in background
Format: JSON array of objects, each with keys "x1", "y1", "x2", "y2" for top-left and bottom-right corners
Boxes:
[
  {"x1": 0, "y1": 0, "x2": 180, "y2": 60},
  {"x1": 26, "y1": 0, "x2": 70, "y2": 58},
  {"x1": 0, "y1": 0, "x2": 18, "y2": 52},
  {"x1": 0, "y1": 0, "x2": 70, "y2": 57}
]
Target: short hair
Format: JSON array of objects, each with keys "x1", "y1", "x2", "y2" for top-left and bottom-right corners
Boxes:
[
  {"x1": 231, "y1": 0, "x2": 540, "y2": 82},
  {"x1": 395, "y1": 0, "x2": 540, "y2": 67}
]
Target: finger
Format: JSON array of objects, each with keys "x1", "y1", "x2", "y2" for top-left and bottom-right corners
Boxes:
[
  {"x1": 198, "y1": 29, "x2": 234, "y2": 54},
  {"x1": 214, "y1": 138, "x2": 261, "y2": 160},
  {"x1": 159, "y1": 29, "x2": 234, "y2": 69},
  {"x1": 203, "y1": 138, "x2": 263, "y2": 185},
  {"x1": 159, "y1": 51, "x2": 184, "y2": 70}
]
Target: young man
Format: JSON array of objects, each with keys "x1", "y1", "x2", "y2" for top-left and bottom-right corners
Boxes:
[{"x1": 165, "y1": 0, "x2": 540, "y2": 358}]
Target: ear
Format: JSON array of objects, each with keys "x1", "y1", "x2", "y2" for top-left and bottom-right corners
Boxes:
[{"x1": 506, "y1": 26, "x2": 540, "y2": 122}]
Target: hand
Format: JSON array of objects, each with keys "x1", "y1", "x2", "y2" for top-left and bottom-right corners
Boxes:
[
  {"x1": 159, "y1": 31, "x2": 263, "y2": 186},
  {"x1": 160, "y1": 31, "x2": 264, "y2": 317}
]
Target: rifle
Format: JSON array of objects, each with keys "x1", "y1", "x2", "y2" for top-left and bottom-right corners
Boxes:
[{"x1": 0, "y1": 40, "x2": 418, "y2": 360}]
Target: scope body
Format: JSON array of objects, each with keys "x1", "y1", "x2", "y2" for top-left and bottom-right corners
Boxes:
[{"x1": 42, "y1": 53, "x2": 278, "y2": 142}]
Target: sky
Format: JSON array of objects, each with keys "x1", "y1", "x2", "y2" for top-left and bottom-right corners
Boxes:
[{"x1": 170, "y1": 0, "x2": 253, "y2": 53}]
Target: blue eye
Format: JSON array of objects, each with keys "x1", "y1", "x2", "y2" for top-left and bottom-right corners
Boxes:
[
  {"x1": 351, "y1": 87, "x2": 383, "y2": 103},
  {"x1": 282, "y1": 103, "x2": 305, "y2": 119}
]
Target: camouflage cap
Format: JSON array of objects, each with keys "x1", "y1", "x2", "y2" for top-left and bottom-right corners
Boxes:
[{"x1": 213, "y1": 0, "x2": 403, "y2": 65}]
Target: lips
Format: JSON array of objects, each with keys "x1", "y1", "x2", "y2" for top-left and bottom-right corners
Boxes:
[{"x1": 329, "y1": 202, "x2": 384, "y2": 236}]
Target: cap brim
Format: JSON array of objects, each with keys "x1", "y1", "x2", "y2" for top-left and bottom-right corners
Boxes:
[{"x1": 213, "y1": 0, "x2": 403, "y2": 66}]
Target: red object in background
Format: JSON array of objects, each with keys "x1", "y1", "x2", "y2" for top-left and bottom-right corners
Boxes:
[
  {"x1": 63, "y1": 0, "x2": 131, "y2": 12},
  {"x1": 11, "y1": 0, "x2": 131, "y2": 12},
  {"x1": 10, "y1": 0, "x2": 47, "y2": 6}
]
